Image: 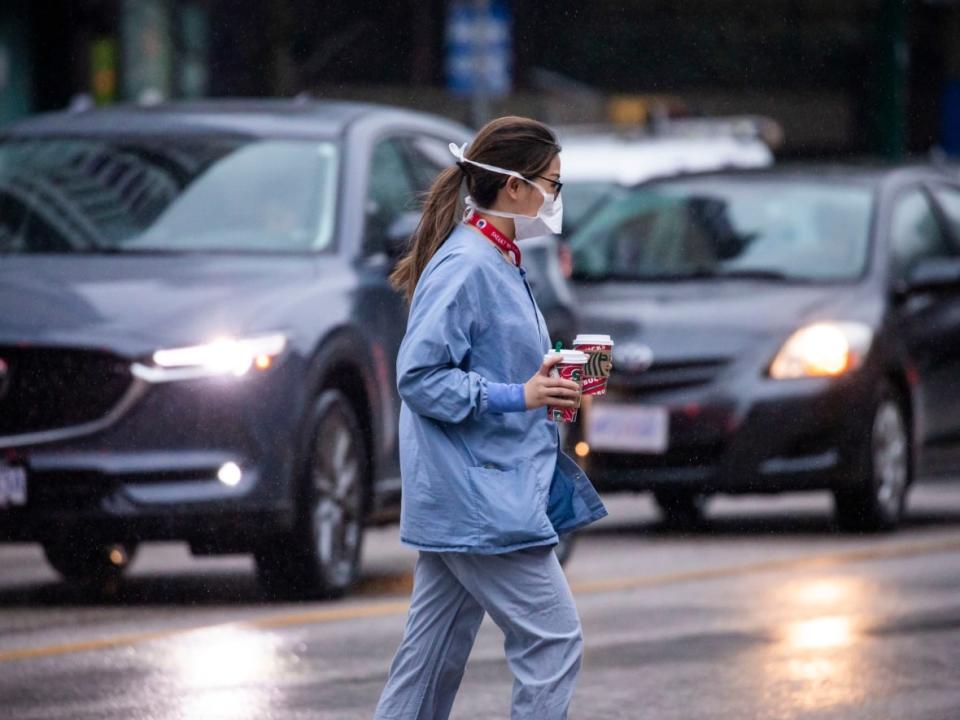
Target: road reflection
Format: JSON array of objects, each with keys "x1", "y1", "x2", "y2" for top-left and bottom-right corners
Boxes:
[
  {"x1": 792, "y1": 578, "x2": 855, "y2": 606},
  {"x1": 764, "y1": 577, "x2": 869, "y2": 713},
  {"x1": 165, "y1": 625, "x2": 283, "y2": 719},
  {"x1": 784, "y1": 615, "x2": 855, "y2": 649}
]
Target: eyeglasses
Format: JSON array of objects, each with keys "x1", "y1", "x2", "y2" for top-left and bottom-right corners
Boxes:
[{"x1": 530, "y1": 174, "x2": 563, "y2": 200}]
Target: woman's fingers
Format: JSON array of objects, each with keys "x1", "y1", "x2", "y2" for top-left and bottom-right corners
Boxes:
[
  {"x1": 544, "y1": 388, "x2": 580, "y2": 400},
  {"x1": 544, "y1": 377, "x2": 581, "y2": 392},
  {"x1": 544, "y1": 381, "x2": 581, "y2": 395},
  {"x1": 538, "y1": 354, "x2": 564, "y2": 376},
  {"x1": 542, "y1": 388, "x2": 580, "y2": 403},
  {"x1": 525, "y1": 373, "x2": 582, "y2": 410}
]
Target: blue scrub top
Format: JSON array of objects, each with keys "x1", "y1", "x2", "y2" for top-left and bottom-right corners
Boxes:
[{"x1": 397, "y1": 224, "x2": 607, "y2": 554}]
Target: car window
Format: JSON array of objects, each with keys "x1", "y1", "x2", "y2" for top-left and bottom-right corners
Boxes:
[
  {"x1": 889, "y1": 188, "x2": 953, "y2": 278},
  {"x1": 930, "y1": 185, "x2": 960, "y2": 248},
  {"x1": 364, "y1": 138, "x2": 417, "y2": 257},
  {"x1": 403, "y1": 136, "x2": 453, "y2": 193}
]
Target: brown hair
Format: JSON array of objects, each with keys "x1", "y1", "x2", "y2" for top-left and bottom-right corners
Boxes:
[{"x1": 390, "y1": 116, "x2": 561, "y2": 303}]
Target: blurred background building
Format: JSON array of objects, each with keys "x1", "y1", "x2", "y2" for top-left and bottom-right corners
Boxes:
[{"x1": 2, "y1": 0, "x2": 960, "y2": 158}]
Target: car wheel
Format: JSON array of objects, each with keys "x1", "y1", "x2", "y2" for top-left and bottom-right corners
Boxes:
[
  {"x1": 554, "y1": 533, "x2": 577, "y2": 566},
  {"x1": 834, "y1": 390, "x2": 910, "y2": 533},
  {"x1": 256, "y1": 389, "x2": 367, "y2": 599},
  {"x1": 653, "y1": 490, "x2": 709, "y2": 529},
  {"x1": 42, "y1": 540, "x2": 137, "y2": 584}
]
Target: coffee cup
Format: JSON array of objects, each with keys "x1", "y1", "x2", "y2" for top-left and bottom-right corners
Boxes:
[
  {"x1": 572, "y1": 334, "x2": 614, "y2": 396},
  {"x1": 544, "y1": 349, "x2": 588, "y2": 423}
]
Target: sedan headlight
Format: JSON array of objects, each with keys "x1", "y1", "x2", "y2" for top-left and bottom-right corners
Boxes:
[
  {"x1": 132, "y1": 333, "x2": 287, "y2": 383},
  {"x1": 769, "y1": 322, "x2": 873, "y2": 379}
]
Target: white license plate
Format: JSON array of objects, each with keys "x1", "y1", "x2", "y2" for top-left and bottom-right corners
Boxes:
[
  {"x1": 586, "y1": 403, "x2": 669, "y2": 454},
  {"x1": 0, "y1": 465, "x2": 27, "y2": 508}
]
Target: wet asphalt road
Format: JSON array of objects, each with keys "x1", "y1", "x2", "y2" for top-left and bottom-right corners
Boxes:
[{"x1": 2, "y1": 483, "x2": 960, "y2": 720}]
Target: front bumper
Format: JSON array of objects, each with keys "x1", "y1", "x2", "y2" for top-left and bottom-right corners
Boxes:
[
  {"x1": 585, "y1": 366, "x2": 877, "y2": 495},
  {"x1": 0, "y1": 369, "x2": 305, "y2": 548}
]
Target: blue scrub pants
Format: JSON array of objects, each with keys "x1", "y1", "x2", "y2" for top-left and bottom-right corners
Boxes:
[{"x1": 373, "y1": 545, "x2": 583, "y2": 720}]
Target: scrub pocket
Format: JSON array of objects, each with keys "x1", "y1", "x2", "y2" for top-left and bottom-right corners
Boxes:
[
  {"x1": 552, "y1": 451, "x2": 608, "y2": 534},
  {"x1": 466, "y1": 463, "x2": 554, "y2": 547},
  {"x1": 547, "y1": 464, "x2": 576, "y2": 533}
]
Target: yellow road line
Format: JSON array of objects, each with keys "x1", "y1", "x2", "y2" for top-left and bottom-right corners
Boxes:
[
  {"x1": 2, "y1": 534, "x2": 959, "y2": 664},
  {"x1": 0, "y1": 629, "x2": 191, "y2": 663},
  {"x1": 569, "y1": 536, "x2": 960, "y2": 594},
  {"x1": 251, "y1": 600, "x2": 411, "y2": 629},
  {"x1": 0, "y1": 600, "x2": 412, "y2": 664}
]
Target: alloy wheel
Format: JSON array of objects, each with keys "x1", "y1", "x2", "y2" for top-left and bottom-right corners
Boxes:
[
  {"x1": 309, "y1": 397, "x2": 364, "y2": 591},
  {"x1": 834, "y1": 389, "x2": 911, "y2": 533},
  {"x1": 872, "y1": 399, "x2": 908, "y2": 516}
]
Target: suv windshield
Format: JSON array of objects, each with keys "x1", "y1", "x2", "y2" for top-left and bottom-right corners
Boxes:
[
  {"x1": 569, "y1": 177, "x2": 874, "y2": 282},
  {"x1": 0, "y1": 137, "x2": 338, "y2": 253}
]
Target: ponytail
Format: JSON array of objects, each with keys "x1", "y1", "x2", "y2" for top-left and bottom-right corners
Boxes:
[{"x1": 390, "y1": 165, "x2": 463, "y2": 304}]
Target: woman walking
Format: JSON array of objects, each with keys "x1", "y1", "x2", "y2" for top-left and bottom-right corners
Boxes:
[{"x1": 373, "y1": 116, "x2": 608, "y2": 720}]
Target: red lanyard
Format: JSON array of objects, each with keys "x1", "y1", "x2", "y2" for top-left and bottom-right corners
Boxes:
[{"x1": 466, "y1": 212, "x2": 521, "y2": 268}]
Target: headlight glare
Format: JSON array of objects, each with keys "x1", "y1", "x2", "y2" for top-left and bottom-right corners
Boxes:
[
  {"x1": 133, "y1": 333, "x2": 287, "y2": 383},
  {"x1": 769, "y1": 322, "x2": 872, "y2": 379}
]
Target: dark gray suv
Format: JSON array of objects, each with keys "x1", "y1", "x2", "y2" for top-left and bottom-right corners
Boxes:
[{"x1": 0, "y1": 100, "x2": 577, "y2": 595}]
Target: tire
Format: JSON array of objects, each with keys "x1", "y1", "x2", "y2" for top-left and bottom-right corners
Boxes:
[
  {"x1": 554, "y1": 533, "x2": 577, "y2": 566},
  {"x1": 834, "y1": 388, "x2": 910, "y2": 533},
  {"x1": 256, "y1": 389, "x2": 367, "y2": 599},
  {"x1": 653, "y1": 490, "x2": 709, "y2": 529},
  {"x1": 43, "y1": 540, "x2": 137, "y2": 584}
]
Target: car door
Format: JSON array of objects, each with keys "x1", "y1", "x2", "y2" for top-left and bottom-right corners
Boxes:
[
  {"x1": 888, "y1": 184, "x2": 960, "y2": 463},
  {"x1": 356, "y1": 136, "x2": 420, "y2": 503},
  {"x1": 922, "y1": 184, "x2": 960, "y2": 456}
]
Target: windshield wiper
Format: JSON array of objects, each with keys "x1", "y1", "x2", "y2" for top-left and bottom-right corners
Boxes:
[
  {"x1": 668, "y1": 267, "x2": 809, "y2": 282},
  {"x1": 71, "y1": 246, "x2": 190, "y2": 255},
  {"x1": 571, "y1": 271, "x2": 644, "y2": 282},
  {"x1": 572, "y1": 268, "x2": 809, "y2": 282},
  {"x1": 709, "y1": 268, "x2": 793, "y2": 281}
]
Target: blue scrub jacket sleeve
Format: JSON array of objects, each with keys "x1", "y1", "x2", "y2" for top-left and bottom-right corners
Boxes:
[
  {"x1": 486, "y1": 382, "x2": 527, "y2": 413},
  {"x1": 397, "y1": 253, "x2": 526, "y2": 423}
]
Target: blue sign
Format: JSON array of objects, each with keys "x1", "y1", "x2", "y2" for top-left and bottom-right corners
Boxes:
[{"x1": 445, "y1": 0, "x2": 512, "y2": 97}]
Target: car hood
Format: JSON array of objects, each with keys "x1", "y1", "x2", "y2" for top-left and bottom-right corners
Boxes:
[
  {"x1": 0, "y1": 253, "x2": 329, "y2": 356},
  {"x1": 572, "y1": 279, "x2": 881, "y2": 363}
]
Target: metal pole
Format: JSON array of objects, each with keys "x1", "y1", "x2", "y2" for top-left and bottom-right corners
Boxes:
[
  {"x1": 471, "y1": 0, "x2": 491, "y2": 127},
  {"x1": 877, "y1": 0, "x2": 908, "y2": 159}
]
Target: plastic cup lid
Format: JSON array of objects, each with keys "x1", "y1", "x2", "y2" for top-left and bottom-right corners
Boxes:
[
  {"x1": 573, "y1": 334, "x2": 614, "y2": 346},
  {"x1": 545, "y1": 349, "x2": 589, "y2": 364}
]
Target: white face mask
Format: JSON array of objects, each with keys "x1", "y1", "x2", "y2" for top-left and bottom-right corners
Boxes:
[{"x1": 449, "y1": 142, "x2": 563, "y2": 241}]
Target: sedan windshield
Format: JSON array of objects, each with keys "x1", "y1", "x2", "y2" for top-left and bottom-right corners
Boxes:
[
  {"x1": 561, "y1": 181, "x2": 625, "y2": 235},
  {"x1": 0, "y1": 137, "x2": 338, "y2": 253},
  {"x1": 569, "y1": 178, "x2": 875, "y2": 282}
]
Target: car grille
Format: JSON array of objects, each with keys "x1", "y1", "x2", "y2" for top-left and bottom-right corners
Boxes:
[
  {"x1": 27, "y1": 472, "x2": 119, "y2": 511},
  {"x1": 612, "y1": 357, "x2": 729, "y2": 393},
  {"x1": 0, "y1": 346, "x2": 133, "y2": 436}
]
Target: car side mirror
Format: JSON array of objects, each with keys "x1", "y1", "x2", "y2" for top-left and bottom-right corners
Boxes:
[
  {"x1": 385, "y1": 212, "x2": 421, "y2": 259},
  {"x1": 902, "y1": 256, "x2": 960, "y2": 293}
]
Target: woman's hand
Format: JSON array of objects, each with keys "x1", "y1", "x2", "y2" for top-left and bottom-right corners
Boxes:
[{"x1": 524, "y1": 355, "x2": 581, "y2": 410}]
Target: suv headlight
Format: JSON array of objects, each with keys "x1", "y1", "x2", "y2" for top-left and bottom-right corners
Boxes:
[
  {"x1": 132, "y1": 333, "x2": 287, "y2": 383},
  {"x1": 769, "y1": 322, "x2": 873, "y2": 379}
]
